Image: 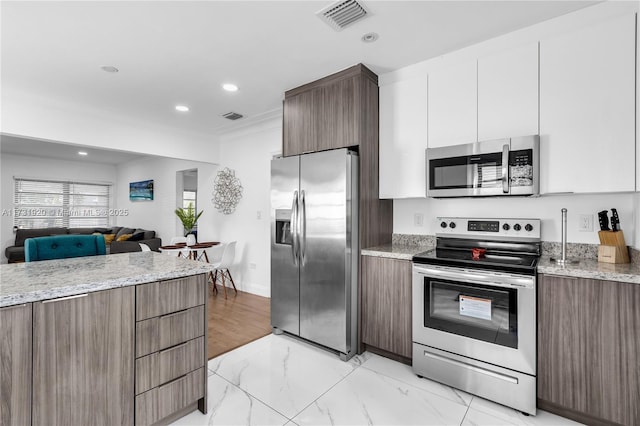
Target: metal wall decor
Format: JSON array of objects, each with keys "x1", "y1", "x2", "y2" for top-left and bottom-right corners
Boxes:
[{"x1": 212, "y1": 167, "x2": 243, "y2": 214}]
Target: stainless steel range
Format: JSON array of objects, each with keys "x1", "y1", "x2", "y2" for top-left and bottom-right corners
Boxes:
[{"x1": 412, "y1": 217, "x2": 541, "y2": 415}]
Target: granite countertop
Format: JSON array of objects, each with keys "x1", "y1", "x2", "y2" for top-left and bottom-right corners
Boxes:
[
  {"x1": 0, "y1": 252, "x2": 215, "y2": 308},
  {"x1": 362, "y1": 243, "x2": 640, "y2": 284},
  {"x1": 537, "y1": 256, "x2": 640, "y2": 285},
  {"x1": 361, "y1": 243, "x2": 433, "y2": 261}
]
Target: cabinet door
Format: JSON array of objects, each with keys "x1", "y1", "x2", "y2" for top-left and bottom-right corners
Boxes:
[
  {"x1": 478, "y1": 43, "x2": 538, "y2": 141},
  {"x1": 283, "y1": 90, "x2": 318, "y2": 156},
  {"x1": 33, "y1": 288, "x2": 135, "y2": 426},
  {"x1": 317, "y1": 76, "x2": 358, "y2": 151},
  {"x1": 427, "y1": 60, "x2": 477, "y2": 148},
  {"x1": 0, "y1": 303, "x2": 32, "y2": 426},
  {"x1": 379, "y1": 76, "x2": 428, "y2": 198},
  {"x1": 361, "y1": 256, "x2": 412, "y2": 358},
  {"x1": 539, "y1": 14, "x2": 635, "y2": 194},
  {"x1": 538, "y1": 275, "x2": 640, "y2": 425}
]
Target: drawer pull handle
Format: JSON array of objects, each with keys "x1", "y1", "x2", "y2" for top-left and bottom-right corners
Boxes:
[
  {"x1": 160, "y1": 341, "x2": 188, "y2": 355},
  {"x1": 160, "y1": 308, "x2": 188, "y2": 319},
  {"x1": 159, "y1": 373, "x2": 187, "y2": 388},
  {"x1": 43, "y1": 294, "x2": 88, "y2": 304},
  {"x1": 5, "y1": 303, "x2": 28, "y2": 309},
  {"x1": 423, "y1": 351, "x2": 518, "y2": 384}
]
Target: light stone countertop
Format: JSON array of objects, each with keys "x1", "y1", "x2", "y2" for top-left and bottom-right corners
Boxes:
[
  {"x1": 537, "y1": 256, "x2": 640, "y2": 284},
  {"x1": 362, "y1": 243, "x2": 640, "y2": 284},
  {"x1": 361, "y1": 243, "x2": 433, "y2": 261},
  {"x1": 0, "y1": 252, "x2": 215, "y2": 308}
]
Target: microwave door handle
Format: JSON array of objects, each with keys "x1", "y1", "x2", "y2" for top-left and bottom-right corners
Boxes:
[
  {"x1": 472, "y1": 163, "x2": 479, "y2": 189},
  {"x1": 502, "y1": 144, "x2": 509, "y2": 193}
]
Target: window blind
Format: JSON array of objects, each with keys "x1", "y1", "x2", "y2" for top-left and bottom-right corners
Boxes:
[{"x1": 13, "y1": 178, "x2": 112, "y2": 229}]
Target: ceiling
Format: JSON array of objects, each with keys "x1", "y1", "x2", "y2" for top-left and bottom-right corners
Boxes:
[
  {"x1": 0, "y1": 134, "x2": 144, "y2": 165},
  {"x1": 2, "y1": 1, "x2": 597, "y2": 143}
]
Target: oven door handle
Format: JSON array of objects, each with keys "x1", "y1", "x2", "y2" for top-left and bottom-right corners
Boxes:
[{"x1": 413, "y1": 265, "x2": 534, "y2": 289}]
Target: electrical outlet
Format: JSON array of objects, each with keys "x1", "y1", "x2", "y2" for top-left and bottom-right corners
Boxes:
[
  {"x1": 578, "y1": 214, "x2": 594, "y2": 232},
  {"x1": 414, "y1": 213, "x2": 424, "y2": 227},
  {"x1": 249, "y1": 263, "x2": 256, "y2": 270}
]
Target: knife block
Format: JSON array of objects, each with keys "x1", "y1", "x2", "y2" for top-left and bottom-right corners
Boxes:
[{"x1": 598, "y1": 230, "x2": 629, "y2": 264}]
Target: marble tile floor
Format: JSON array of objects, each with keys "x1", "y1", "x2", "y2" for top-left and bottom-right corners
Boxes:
[{"x1": 172, "y1": 334, "x2": 583, "y2": 426}]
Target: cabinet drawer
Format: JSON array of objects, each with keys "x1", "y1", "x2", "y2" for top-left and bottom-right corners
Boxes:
[
  {"x1": 135, "y1": 368, "x2": 205, "y2": 426},
  {"x1": 136, "y1": 306, "x2": 205, "y2": 358},
  {"x1": 135, "y1": 337, "x2": 205, "y2": 395},
  {"x1": 136, "y1": 275, "x2": 206, "y2": 321}
]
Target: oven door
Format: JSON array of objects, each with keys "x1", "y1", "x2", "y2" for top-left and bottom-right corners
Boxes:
[
  {"x1": 412, "y1": 264, "x2": 536, "y2": 375},
  {"x1": 427, "y1": 139, "x2": 509, "y2": 197}
]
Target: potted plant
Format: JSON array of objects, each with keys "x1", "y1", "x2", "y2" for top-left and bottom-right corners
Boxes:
[{"x1": 175, "y1": 202, "x2": 203, "y2": 245}]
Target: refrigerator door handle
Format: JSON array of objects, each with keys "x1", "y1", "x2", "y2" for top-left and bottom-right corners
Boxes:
[
  {"x1": 291, "y1": 190, "x2": 299, "y2": 265},
  {"x1": 300, "y1": 190, "x2": 307, "y2": 266}
]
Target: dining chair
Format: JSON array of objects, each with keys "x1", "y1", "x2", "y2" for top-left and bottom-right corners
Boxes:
[
  {"x1": 211, "y1": 241, "x2": 237, "y2": 298},
  {"x1": 25, "y1": 234, "x2": 106, "y2": 262}
]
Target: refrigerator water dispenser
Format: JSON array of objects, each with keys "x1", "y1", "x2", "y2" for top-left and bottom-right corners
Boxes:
[{"x1": 275, "y1": 209, "x2": 293, "y2": 245}]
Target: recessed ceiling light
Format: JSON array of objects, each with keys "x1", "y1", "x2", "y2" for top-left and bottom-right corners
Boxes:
[
  {"x1": 78, "y1": 151, "x2": 88, "y2": 156},
  {"x1": 222, "y1": 83, "x2": 239, "y2": 92},
  {"x1": 175, "y1": 105, "x2": 190, "y2": 112},
  {"x1": 361, "y1": 32, "x2": 379, "y2": 43},
  {"x1": 100, "y1": 65, "x2": 119, "y2": 73}
]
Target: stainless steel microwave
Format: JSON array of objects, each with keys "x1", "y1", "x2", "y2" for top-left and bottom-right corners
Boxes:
[{"x1": 426, "y1": 135, "x2": 539, "y2": 198}]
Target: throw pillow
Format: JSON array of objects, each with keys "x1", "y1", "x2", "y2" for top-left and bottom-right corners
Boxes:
[
  {"x1": 103, "y1": 234, "x2": 116, "y2": 244},
  {"x1": 116, "y1": 227, "x2": 135, "y2": 239},
  {"x1": 116, "y1": 233, "x2": 133, "y2": 242},
  {"x1": 129, "y1": 232, "x2": 145, "y2": 241}
]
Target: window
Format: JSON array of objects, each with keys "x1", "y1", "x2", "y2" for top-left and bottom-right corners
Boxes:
[
  {"x1": 183, "y1": 190, "x2": 196, "y2": 209},
  {"x1": 14, "y1": 178, "x2": 112, "y2": 229}
]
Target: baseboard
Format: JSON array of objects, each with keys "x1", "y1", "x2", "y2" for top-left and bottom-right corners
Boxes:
[
  {"x1": 537, "y1": 399, "x2": 621, "y2": 426},
  {"x1": 236, "y1": 281, "x2": 270, "y2": 298}
]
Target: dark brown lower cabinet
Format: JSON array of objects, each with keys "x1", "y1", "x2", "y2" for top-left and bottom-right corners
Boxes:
[
  {"x1": 32, "y1": 287, "x2": 135, "y2": 426},
  {"x1": 361, "y1": 255, "x2": 412, "y2": 359},
  {"x1": 537, "y1": 274, "x2": 640, "y2": 426},
  {"x1": 0, "y1": 303, "x2": 32, "y2": 426}
]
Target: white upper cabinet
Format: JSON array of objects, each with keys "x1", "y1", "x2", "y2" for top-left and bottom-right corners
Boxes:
[
  {"x1": 540, "y1": 14, "x2": 636, "y2": 194},
  {"x1": 478, "y1": 43, "x2": 539, "y2": 141},
  {"x1": 379, "y1": 76, "x2": 428, "y2": 198},
  {"x1": 427, "y1": 60, "x2": 477, "y2": 148}
]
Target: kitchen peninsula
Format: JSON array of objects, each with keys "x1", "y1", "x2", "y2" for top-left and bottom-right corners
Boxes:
[{"x1": 0, "y1": 252, "x2": 212, "y2": 426}]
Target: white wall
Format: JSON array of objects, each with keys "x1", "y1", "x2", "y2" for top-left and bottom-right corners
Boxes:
[
  {"x1": 0, "y1": 153, "x2": 118, "y2": 263},
  {"x1": 214, "y1": 116, "x2": 282, "y2": 297},
  {"x1": 115, "y1": 157, "x2": 217, "y2": 246},
  {"x1": 394, "y1": 193, "x2": 636, "y2": 246}
]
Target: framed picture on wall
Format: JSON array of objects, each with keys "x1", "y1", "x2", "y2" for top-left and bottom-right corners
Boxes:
[{"x1": 129, "y1": 179, "x2": 154, "y2": 201}]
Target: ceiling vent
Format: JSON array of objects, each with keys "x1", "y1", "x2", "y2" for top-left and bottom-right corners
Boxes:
[
  {"x1": 222, "y1": 112, "x2": 243, "y2": 121},
  {"x1": 317, "y1": 0, "x2": 370, "y2": 32}
]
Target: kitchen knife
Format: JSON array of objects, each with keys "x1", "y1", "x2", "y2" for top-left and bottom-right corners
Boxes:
[
  {"x1": 598, "y1": 210, "x2": 610, "y2": 231},
  {"x1": 611, "y1": 208, "x2": 620, "y2": 232}
]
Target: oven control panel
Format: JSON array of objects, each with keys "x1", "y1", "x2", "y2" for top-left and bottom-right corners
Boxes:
[{"x1": 436, "y1": 217, "x2": 541, "y2": 241}]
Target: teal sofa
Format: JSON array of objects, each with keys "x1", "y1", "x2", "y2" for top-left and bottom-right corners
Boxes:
[{"x1": 24, "y1": 234, "x2": 107, "y2": 262}]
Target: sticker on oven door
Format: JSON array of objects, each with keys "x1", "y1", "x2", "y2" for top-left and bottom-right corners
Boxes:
[{"x1": 459, "y1": 295, "x2": 492, "y2": 321}]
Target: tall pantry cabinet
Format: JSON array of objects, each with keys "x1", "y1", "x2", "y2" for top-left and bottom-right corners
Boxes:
[{"x1": 282, "y1": 63, "x2": 392, "y2": 250}]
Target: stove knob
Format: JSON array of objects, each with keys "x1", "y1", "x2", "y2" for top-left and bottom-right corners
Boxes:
[
  {"x1": 502, "y1": 223, "x2": 510, "y2": 231},
  {"x1": 449, "y1": 222, "x2": 456, "y2": 229},
  {"x1": 440, "y1": 221, "x2": 447, "y2": 228},
  {"x1": 514, "y1": 223, "x2": 522, "y2": 231},
  {"x1": 525, "y1": 224, "x2": 533, "y2": 232}
]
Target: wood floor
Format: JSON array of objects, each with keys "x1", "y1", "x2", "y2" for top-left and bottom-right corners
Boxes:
[{"x1": 207, "y1": 284, "x2": 272, "y2": 360}]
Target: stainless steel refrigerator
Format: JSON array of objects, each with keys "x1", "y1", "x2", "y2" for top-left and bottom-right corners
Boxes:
[{"x1": 271, "y1": 148, "x2": 358, "y2": 360}]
